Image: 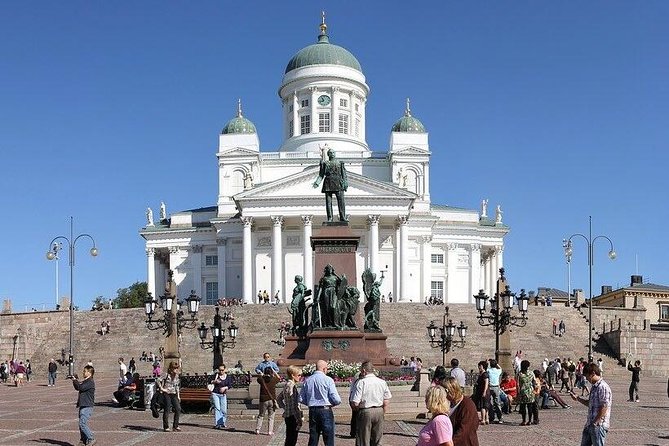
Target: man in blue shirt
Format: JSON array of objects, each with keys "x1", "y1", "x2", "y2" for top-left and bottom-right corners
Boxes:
[
  {"x1": 254, "y1": 353, "x2": 280, "y2": 375},
  {"x1": 300, "y1": 360, "x2": 342, "y2": 446}
]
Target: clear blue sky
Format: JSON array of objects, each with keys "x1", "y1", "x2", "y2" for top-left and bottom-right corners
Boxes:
[{"x1": 1, "y1": 1, "x2": 668, "y2": 311}]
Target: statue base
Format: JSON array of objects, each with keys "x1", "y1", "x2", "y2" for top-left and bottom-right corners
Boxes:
[{"x1": 277, "y1": 330, "x2": 392, "y2": 366}]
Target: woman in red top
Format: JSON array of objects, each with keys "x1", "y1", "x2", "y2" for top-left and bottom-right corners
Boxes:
[{"x1": 500, "y1": 372, "x2": 517, "y2": 414}]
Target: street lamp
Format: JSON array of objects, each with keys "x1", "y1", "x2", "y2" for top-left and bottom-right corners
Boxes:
[
  {"x1": 562, "y1": 238, "x2": 572, "y2": 306},
  {"x1": 49, "y1": 242, "x2": 63, "y2": 309},
  {"x1": 46, "y1": 217, "x2": 98, "y2": 377},
  {"x1": 474, "y1": 268, "x2": 529, "y2": 363},
  {"x1": 198, "y1": 306, "x2": 239, "y2": 370},
  {"x1": 564, "y1": 216, "x2": 616, "y2": 361},
  {"x1": 426, "y1": 305, "x2": 467, "y2": 366},
  {"x1": 144, "y1": 279, "x2": 201, "y2": 337}
]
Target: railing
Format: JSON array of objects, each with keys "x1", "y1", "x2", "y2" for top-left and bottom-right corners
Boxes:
[
  {"x1": 180, "y1": 373, "x2": 251, "y2": 389},
  {"x1": 259, "y1": 151, "x2": 388, "y2": 161}
]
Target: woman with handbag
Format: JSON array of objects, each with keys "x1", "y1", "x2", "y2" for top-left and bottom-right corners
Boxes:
[
  {"x1": 158, "y1": 361, "x2": 181, "y2": 432},
  {"x1": 210, "y1": 363, "x2": 233, "y2": 429},
  {"x1": 277, "y1": 365, "x2": 303, "y2": 446},
  {"x1": 256, "y1": 366, "x2": 281, "y2": 435}
]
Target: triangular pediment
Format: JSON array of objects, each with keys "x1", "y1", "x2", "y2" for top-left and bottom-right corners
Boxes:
[
  {"x1": 235, "y1": 167, "x2": 416, "y2": 200},
  {"x1": 217, "y1": 147, "x2": 260, "y2": 157},
  {"x1": 392, "y1": 146, "x2": 430, "y2": 155}
]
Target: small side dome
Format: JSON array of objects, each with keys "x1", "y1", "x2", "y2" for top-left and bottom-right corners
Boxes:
[
  {"x1": 222, "y1": 100, "x2": 257, "y2": 135},
  {"x1": 391, "y1": 98, "x2": 426, "y2": 133}
]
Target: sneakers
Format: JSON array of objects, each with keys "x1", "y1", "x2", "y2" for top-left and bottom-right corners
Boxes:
[
  {"x1": 174, "y1": 427, "x2": 181, "y2": 432},
  {"x1": 635, "y1": 399, "x2": 640, "y2": 402},
  {"x1": 111, "y1": 397, "x2": 119, "y2": 404},
  {"x1": 164, "y1": 428, "x2": 171, "y2": 432},
  {"x1": 86, "y1": 440, "x2": 97, "y2": 446}
]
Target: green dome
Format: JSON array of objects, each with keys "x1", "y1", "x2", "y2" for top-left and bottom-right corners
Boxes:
[
  {"x1": 392, "y1": 99, "x2": 426, "y2": 133},
  {"x1": 285, "y1": 34, "x2": 362, "y2": 74},
  {"x1": 222, "y1": 100, "x2": 256, "y2": 134}
]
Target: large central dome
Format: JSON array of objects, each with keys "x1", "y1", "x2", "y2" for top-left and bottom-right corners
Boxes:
[{"x1": 285, "y1": 24, "x2": 361, "y2": 74}]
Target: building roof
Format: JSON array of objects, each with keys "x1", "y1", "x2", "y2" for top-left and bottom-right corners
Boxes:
[
  {"x1": 391, "y1": 99, "x2": 426, "y2": 133},
  {"x1": 222, "y1": 100, "x2": 256, "y2": 135}
]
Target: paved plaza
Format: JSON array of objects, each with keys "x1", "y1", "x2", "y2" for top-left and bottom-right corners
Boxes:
[{"x1": 0, "y1": 373, "x2": 667, "y2": 446}]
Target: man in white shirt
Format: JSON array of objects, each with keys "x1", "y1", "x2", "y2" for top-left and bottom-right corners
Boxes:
[
  {"x1": 118, "y1": 358, "x2": 127, "y2": 382},
  {"x1": 448, "y1": 358, "x2": 466, "y2": 388},
  {"x1": 350, "y1": 361, "x2": 392, "y2": 446}
]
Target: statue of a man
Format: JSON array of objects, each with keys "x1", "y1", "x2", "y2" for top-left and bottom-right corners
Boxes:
[
  {"x1": 243, "y1": 172, "x2": 254, "y2": 190},
  {"x1": 313, "y1": 148, "x2": 348, "y2": 222},
  {"x1": 146, "y1": 207, "x2": 154, "y2": 226},
  {"x1": 481, "y1": 199, "x2": 488, "y2": 218},
  {"x1": 313, "y1": 264, "x2": 342, "y2": 328},
  {"x1": 160, "y1": 201, "x2": 167, "y2": 221},
  {"x1": 289, "y1": 275, "x2": 311, "y2": 336},
  {"x1": 495, "y1": 204, "x2": 503, "y2": 224}
]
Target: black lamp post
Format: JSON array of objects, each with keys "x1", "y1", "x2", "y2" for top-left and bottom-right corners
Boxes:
[
  {"x1": 198, "y1": 306, "x2": 239, "y2": 370},
  {"x1": 46, "y1": 217, "x2": 98, "y2": 378},
  {"x1": 144, "y1": 278, "x2": 201, "y2": 337},
  {"x1": 427, "y1": 306, "x2": 468, "y2": 366},
  {"x1": 564, "y1": 216, "x2": 616, "y2": 361},
  {"x1": 474, "y1": 268, "x2": 529, "y2": 363}
]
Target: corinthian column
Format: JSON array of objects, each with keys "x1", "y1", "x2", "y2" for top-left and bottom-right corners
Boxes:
[
  {"x1": 367, "y1": 215, "x2": 380, "y2": 274},
  {"x1": 398, "y1": 215, "x2": 409, "y2": 302},
  {"x1": 469, "y1": 244, "x2": 481, "y2": 304},
  {"x1": 146, "y1": 248, "x2": 156, "y2": 298},
  {"x1": 271, "y1": 216, "x2": 284, "y2": 302},
  {"x1": 302, "y1": 215, "x2": 313, "y2": 290},
  {"x1": 242, "y1": 216, "x2": 254, "y2": 303}
]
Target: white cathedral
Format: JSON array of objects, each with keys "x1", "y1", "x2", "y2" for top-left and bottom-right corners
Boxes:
[{"x1": 140, "y1": 18, "x2": 509, "y2": 305}]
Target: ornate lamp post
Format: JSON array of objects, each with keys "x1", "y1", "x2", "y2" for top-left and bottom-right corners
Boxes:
[
  {"x1": 197, "y1": 306, "x2": 239, "y2": 370},
  {"x1": 426, "y1": 305, "x2": 467, "y2": 366},
  {"x1": 564, "y1": 216, "x2": 616, "y2": 361},
  {"x1": 144, "y1": 271, "x2": 201, "y2": 362},
  {"x1": 474, "y1": 268, "x2": 529, "y2": 363},
  {"x1": 46, "y1": 217, "x2": 98, "y2": 377}
]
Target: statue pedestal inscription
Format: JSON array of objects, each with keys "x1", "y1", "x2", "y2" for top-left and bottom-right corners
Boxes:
[
  {"x1": 311, "y1": 223, "x2": 359, "y2": 290},
  {"x1": 279, "y1": 331, "x2": 390, "y2": 366}
]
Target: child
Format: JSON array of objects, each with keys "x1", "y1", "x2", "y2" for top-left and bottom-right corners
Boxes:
[{"x1": 72, "y1": 365, "x2": 96, "y2": 445}]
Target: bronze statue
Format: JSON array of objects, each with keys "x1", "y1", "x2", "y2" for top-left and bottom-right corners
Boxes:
[
  {"x1": 289, "y1": 275, "x2": 311, "y2": 336},
  {"x1": 336, "y1": 287, "x2": 359, "y2": 329},
  {"x1": 312, "y1": 264, "x2": 342, "y2": 328},
  {"x1": 362, "y1": 268, "x2": 383, "y2": 332},
  {"x1": 313, "y1": 147, "x2": 348, "y2": 222}
]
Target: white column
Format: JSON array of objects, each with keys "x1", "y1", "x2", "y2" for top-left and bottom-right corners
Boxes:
[
  {"x1": 331, "y1": 87, "x2": 338, "y2": 134},
  {"x1": 146, "y1": 248, "x2": 156, "y2": 298},
  {"x1": 493, "y1": 248, "x2": 500, "y2": 294},
  {"x1": 271, "y1": 216, "x2": 284, "y2": 302},
  {"x1": 367, "y1": 215, "x2": 380, "y2": 273},
  {"x1": 469, "y1": 244, "x2": 481, "y2": 304},
  {"x1": 398, "y1": 215, "x2": 409, "y2": 302},
  {"x1": 292, "y1": 91, "x2": 299, "y2": 137},
  {"x1": 393, "y1": 224, "x2": 400, "y2": 302},
  {"x1": 217, "y1": 238, "x2": 227, "y2": 300},
  {"x1": 423, "y1": 161, "x2": 430, "y2": 201},
  {"x1": 421, "y1": 236, "x2": 432, "y2": 302},
  {"x1": 302, "y1": 215, "x2": 313, "y2": 290},
  {"x1": 496, "y1": 246, "x2": 504, "y2": 271},
  {"x1": 191, "y1": 245, "x2": 203, "y2": 299},
  {"x1": 242, "y1": 216, "x2": 254, "y2": 304},
  {"x1": 168, "y1": 247, "x2": 182, "y2": 296},
  {"x1": 310, "y1": 87, "x2": 318, "y2": 134},
  {"x1": 446, "y1": 243, "x2": 458, "y2": 303}
]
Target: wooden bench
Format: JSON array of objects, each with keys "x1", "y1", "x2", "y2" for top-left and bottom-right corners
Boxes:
[{"x1": 179, "y1": 387, "x2": 212, "y2": 411}]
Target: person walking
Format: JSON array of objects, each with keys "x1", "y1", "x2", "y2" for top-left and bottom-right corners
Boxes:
[
  {"x1": 210, "y1": 363, "x2": 233, "y2": 429},
  {"x1": 72, "y1": 364, "x2": 96, "y2": 446},
  {"x1": 448, "y1": 358, "x2": 466, "y2": 388},
  {"x1": 277, "y1": 365, "x2": 303, "y2": 446},
  {"x1": 300, "y1": 360, "x2": 342, "y2": 446},
  {"x1": 570, "y1": 362, "x2": 612, "y2": 446},
  {"x1": 442, "y1": 377, "x2": 479, "y2": 446},
  {"x1": 627, "y1": 360, "x2": 642, "y2": 402},
  {"x1": 256, "y1": 366, "x2": 281, "y2": 435},
  {"x1": 517, "y1": 360, "x2": 537, "y2": 426},
  {"x1": 158, "y1": 362, "x2": 182, "y2": 432},
  {"x1": 48, "y1": 359, "x2": 58, "y2": 386},
  {"x1": 349, "y1": 361, "x2": 392, "y2": 446},
  {"x1": 417, "y1": 386, "x2": 454, "y2": 446},
  {"x1": 128, "y1": 357, "x2": 136, "y2": 374}
]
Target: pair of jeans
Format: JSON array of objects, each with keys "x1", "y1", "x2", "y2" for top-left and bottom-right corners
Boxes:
[
  {"x1": 308, "y1": 407, "x2": 335, "y2": 446},
  {"x1": 78, "y1": 406, "x2": 94, "y2": 444},
  {"x1": 284, "y1": 414, "x2": 300, "y2": 446},
  {"x1": 489, "y1": 386, "x2": 503, "y2": 420},
  {"x1": 211, "y1": 393, "x2": 227, "y2": 427},
  {"x1": 48, "y1": 371, "x2": 56, "y2": 386},
  {"x1": 629, "y1": 381, "x2": 639, "y2": 401},
  {"x1": 580, "y1": 424, "x2": 608, "y2": 446},
  {"x1": 163, "y1": 393, "x2": 181, "y2": 429}
]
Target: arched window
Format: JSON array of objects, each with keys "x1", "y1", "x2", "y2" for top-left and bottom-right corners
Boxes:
[{"x1": 230, "y1": 170, "x2": 245, "y2": 196}]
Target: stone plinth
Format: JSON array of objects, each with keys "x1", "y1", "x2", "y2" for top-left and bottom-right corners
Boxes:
[
  {"x1": 311, "y1": 223, "x2": 360, "y2": 289},
  {"x1": 277, "y1": 330, "x2": 392, "y2": 366}
]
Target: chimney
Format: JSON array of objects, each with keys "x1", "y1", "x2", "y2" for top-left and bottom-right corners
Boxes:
[
  {"x1": 630, "y1": 275, "x2": 643, "y2": 286},
  {"x1": 601, "y1": 285, "x2": 612, "y2": 294}
]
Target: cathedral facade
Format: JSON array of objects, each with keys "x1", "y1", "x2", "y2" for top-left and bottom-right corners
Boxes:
[{"x1": 140, "y1": 18, "x2": 509, "y2": 305}]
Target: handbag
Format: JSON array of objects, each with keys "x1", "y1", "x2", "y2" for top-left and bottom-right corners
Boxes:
[{"x1": 207, "y1": 383, "x2": 215, "y2": 392}]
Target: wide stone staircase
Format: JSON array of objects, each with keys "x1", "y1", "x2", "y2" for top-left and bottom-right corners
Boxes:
[{"x1": 15, "y1": 301, "x2": 631, "y2": 418}]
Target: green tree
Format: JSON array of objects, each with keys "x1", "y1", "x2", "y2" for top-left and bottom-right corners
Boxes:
[{"x1": 114, "y1": 281, "x2": 149, "y2": 308}]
